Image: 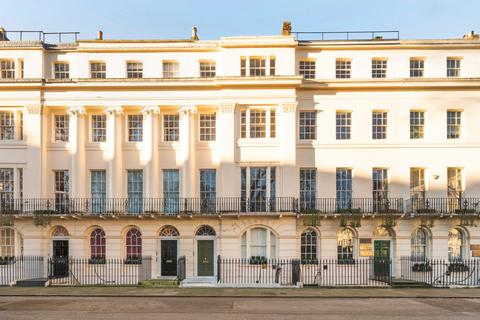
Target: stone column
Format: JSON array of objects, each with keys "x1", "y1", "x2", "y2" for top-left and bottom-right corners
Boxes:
[
  {"x1": 179, "y1": 106, "x2": 197, "y2": 198},
  {"x1": 142, "y1": 106, "x2": 160, "y2": 199},
  {"x1": 105, "y1": 106, "x2": 124, "y2": 199},
  {"x1": 23, "y1": 106, "x2": 44, "y2": 198},
  {"x1": 280, "y1": 103, "x2": 298, "y2": 198},
  {"x1": 216, "y1": 104, "x2": 236, "y2": 197},
  {"x1": 68, "y1": 106, "x2": 87, "y2": 199}
]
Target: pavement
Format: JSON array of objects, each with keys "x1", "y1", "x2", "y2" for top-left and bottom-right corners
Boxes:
[
  {"x1": 1, "y1": 286, "x2": 480, "y2": 298},
  {"x1": 1, "y1": 296, "x2": 480, "y2": 319}
]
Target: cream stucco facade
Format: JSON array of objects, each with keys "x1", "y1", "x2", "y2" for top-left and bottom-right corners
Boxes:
[{"x1": 0, "y1": 26, "x2": 479, "y2": 280}]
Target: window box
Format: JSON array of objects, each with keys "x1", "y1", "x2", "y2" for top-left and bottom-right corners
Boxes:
[
  {"x1": 416, "y1": 208, "x2": 437, "y2": 214},
  {"x1": 33, "y1": 210, "x2": 57, "y2": 215},
  {"x1": 335, "y1": 208, "x2": 361, "y2": 214},
  {"x1": 124, "y1": 256, "x2": 142, "y2": 265},
  {"x1": 412, "y1": 262, "x2": 432, "y2": 272},
  {"x1": 249, "y1": 256, "x2": 268, "y2": 265},
  {"x1": 337, "y1": 259, "x2": 355, "y2": 265},
  {"x1": 301, "y1": 258, "x2": 319, "y2": 265},
  {"x1": 454, "y1": 208, "x2": 476, "y2": 215},
  {"x1": 88, "y1": 257, "x2": 106, "y2": 265},
  {"x1": 0, "y1": 256, "x2": 14, "y2": 265},
  {"x1": 447, "y1": 262, "x2": 469, "y2": 273}
]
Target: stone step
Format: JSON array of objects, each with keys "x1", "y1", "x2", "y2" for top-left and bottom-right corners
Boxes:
[
  {"x1": 139, "y1": 279, "x2": 179, "y2": 288},
  {"x1": 15, "y1": 278, "x2": 48, "y2": 287},
  {"x1": 391, "y1": 279, "x2": 431, "y2": 288}
]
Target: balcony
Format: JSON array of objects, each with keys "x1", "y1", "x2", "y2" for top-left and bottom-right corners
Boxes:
[
  {"x1": 299, "y1": 198, "x2": 404, "y2": 215},
  {"x1": 1, "y1": 197, "x2": 479, "y2": 217},
  {"x1": 406, "y1": 198, "x2": 480, "y2": 216}
]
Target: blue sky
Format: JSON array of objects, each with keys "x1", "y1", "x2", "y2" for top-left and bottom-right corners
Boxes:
[{"x1": 1, "y1": 0, "x2": 479, "y2": 40}]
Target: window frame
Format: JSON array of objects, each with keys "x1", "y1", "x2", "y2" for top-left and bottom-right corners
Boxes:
[
  {"x1": 410, "y1": 110, "x2": 425, "y2": 139},
  {"x1": 447, "y1": 110, "x2": 462, "y2": 139},
  {"x1": 54, "y1": 62, "x2": 70, "y2": 80},
  {"x1": 91, "y1": 114, "x2": 107, "y2": 143},
  {"x1": 336, "y1": 111, "x2": 352, "y2": 140},
  {"x1": 335, "y1": 59, "x2": 352, "y2": 79},
  {"x1": 163, "y1": 114, "x2": 180, "y2": 142},
  {"x1": 299, "y1": 60, "x2": 316, "y2": 79},
  {"x1": 409, "y1": 58, "x2": 424, "y2": 78},
  {"x1": 301, "y1": 229, "x2": 318, "y2": 262},
  {"x1": 0, "y1": 60, "x2": 15, "y2": 79},
  {"x1": 199, "y1": 113, "x2": 216, "y2": 141},
  {"x1": 162, "y1": 61, "x2": 180, "y2": 78},
  {"x1": 239, "y1": 107, "x2": 276, "y2": 140},
  {"x1": 240, "y1": 227, "x2": 277, "y2": 260},
  {"x1": 0, "y1": 111, "x2": 15, "y2": 141},
  {"x1": 89, "y1": 61, "x2": 106, "y2": 79},
  {"x1": 90, "y1": 228, "x2": 106, "y2": 260},
  {"x1": 126, "y1": 62, "x2": 143, "y2": 79},
  {"x1": 372, "y1": 111, "x2": 388, "y2": 140},
  {"x1": 54, "y1": 114, "x2": 69, "y2": 143},
  {"x1": 371, "y1": 58, "x2": 387, "y2": 78},
  {"x1": 127, "y1": 114, "x2": 143, "y2": 142},
  {"x1": 199, "y1": 61, "x2": 216, "y2": 78},
  {"x1": 447, "y1": 57, "x2": 461, "y2": 78}
]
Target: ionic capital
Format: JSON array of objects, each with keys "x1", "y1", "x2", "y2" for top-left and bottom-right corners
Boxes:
[
  {"x1": 281, "y1": 102, "x2": 298, "y2": 113},
  {"x1": 105, "y1": 106, "x2": 124, "y2": 116},
  {"x1": 179, "y1": 105, "x2": 197, "y2": 116},
  {"x1": 218, "y1": 103, "x2": 237, "y2": 113},
  {"x1": 142, "y1": 105, "x2": 161, "y2": 116},
  {"x1": 67, "y1": 106, "x2": 86, "y2": 116}
]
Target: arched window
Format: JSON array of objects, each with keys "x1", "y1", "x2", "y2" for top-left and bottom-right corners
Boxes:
[
  {"x1": 51, "y1": 225, "x2": 69, "y2": 237},
  {"x1": 337, "y1": 228, "x2": 354, "y2": 262},
  {"x1": 448, "y1": 228, "x2": 465, "y2": 261},
  {"x1": 301, "y1": 229, "x2": 317, "y2": 262},
  {"x1": 126, "y1": 228, "x2": 142, "y2": 259},
  {"x1": 159, "y1": 225, "x2": 180, "y2": 237},
  {"x1": 411, "y1": 228, "x2": 428, "y2": 261},
  {"x1": 240, "y1": 227, "x2": 277, "y2": 259},
  {"x1": 196, "y1": 225, "x2": 216, "y2": 236},
  {"x1": 0, "y1": 228, "x2": 15, "y2": 257},
  {"x1": 90, "y1": 228, "x2": 106, "y2": 259}
]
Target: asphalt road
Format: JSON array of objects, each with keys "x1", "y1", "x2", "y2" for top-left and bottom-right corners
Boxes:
[{"x1": 1, "y1": 296, "x2": 480, "y2": 320}]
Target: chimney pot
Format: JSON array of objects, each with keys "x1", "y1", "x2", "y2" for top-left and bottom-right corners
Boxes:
[{"x1": 97, "y1": 30, "x2": 103, "y2": 40}]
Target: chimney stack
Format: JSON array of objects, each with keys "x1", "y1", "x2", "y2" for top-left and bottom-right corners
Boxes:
[
  {"x1": 97, "y1": 30, "x2": 103, "y2": 40},
  {"x1": 0, "y1": 27, "x2": 9, "y2": 41},
  {"x1": 281, "y1": 21, "x2": 292, "y2": 36}
]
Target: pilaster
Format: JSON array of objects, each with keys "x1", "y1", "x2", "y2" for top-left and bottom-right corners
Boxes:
[
  {"x1": 68, "y1": 106, "x2": 87, "y2": 199},
  {"x1": 179, "y1": 106, "x2": 197, "y2": 198},
  {"x1": 105, "y1": 106, "x2": 124, "y2": 198},
  {"x1": 142, "y1": 106, "x2": 160, "y2": 199}
]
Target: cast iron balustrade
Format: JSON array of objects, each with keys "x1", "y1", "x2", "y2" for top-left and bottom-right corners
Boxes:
[
  {"x1": 299, "y1": 198, "x2": 404, "y2": 215},
  {"x1": 0, "y1": 197, "x2": 297, "y2": 216},
  {"x1": 407, "y1": 198, "x2": 480, "y2": 215}
]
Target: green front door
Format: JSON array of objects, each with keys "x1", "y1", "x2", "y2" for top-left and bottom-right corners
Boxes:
[
  {"x1": 373, "y1": 240, "x2": 391, "y2": 280},
  {"x1": 197, "y1": 240, "x2": 214, "y2": 276}
]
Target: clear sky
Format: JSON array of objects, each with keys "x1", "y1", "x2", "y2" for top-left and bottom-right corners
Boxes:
[{"x1": 1, "y1": 0, "x2": 479, "y2": 41}]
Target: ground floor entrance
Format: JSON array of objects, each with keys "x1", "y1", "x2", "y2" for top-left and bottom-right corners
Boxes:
[
  {"x1": 197, "y1": 240, "x2": 214, "y2": 277},
  {"x1": 373, "y1": 240, "x2": 391, "y2": 280},
  {"x1": 51, "y1": 240, "x2": 69, "y2": 278},
  {"x1": 160, "y1": 240, "x2": 178, "y2": 277}
]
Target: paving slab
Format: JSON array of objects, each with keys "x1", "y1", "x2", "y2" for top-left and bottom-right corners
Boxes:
[{"x1": 1, "y1": 286, "x2": 480, "y2": 298}]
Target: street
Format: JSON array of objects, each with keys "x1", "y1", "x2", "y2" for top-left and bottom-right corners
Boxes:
[{"x1": 1, "y1": 296, "x2": 480, "y2": 320}]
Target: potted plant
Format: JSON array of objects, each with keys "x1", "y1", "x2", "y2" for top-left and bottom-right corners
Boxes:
[
  {"x1": 412, "y1": 262, "x2": 432, "y2": 272},
  {"x1": 88, "y1": 257, "x2": 106, "y2": 265},
  {"x1": 124, "y1": 256, "x2": 142, "y2": 265}
]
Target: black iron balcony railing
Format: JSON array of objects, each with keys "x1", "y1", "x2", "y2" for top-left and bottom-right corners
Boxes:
[
  {"x1": 0, "y1": 197, "x2": 297, "y2": 216},
  {"x1": 298, "y1": 198, "x2": 404, "y2": 215},
  {"x1": 407, "y1": 198, "x2": 480, "y2": 215},
  {"x1": 1, "y1": 197, "x2": 480, "y2": 216}
]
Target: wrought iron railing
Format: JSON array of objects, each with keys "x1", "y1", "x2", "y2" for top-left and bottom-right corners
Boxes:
[
  {"x1": 406, "y1": 198, "x2": 480, "y2": 215},
  {"x1": 400, "y1": 256, "x2": 480, "y2": 287},
  {"x1": 291, "y1": 30, "x2": 400, "y2": 41},
  {"x1": 0, "y1": 30, "x2": 79, "y2": 43},
  {"x1": 299, "y1": 198, "x2": 404, "y2": 214},
  {"x1": 0, "y1": 256, "x2": 44, "y2": 286},
  {"x1": 48, "y1": 256, "x2": 152, "y2": 286}
]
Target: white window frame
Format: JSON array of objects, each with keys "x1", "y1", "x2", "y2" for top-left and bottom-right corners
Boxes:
[
  {"x1": 410, "y1": 110, "x2": 425, "y2": 139},
  {"x1": 336, "y1": 111, "x2": 352, "y2": 140},
  {"x1": 162, "y1": 61, "x2": 179, "y2": 78},
  {"x1": 372, "y1": 58, "x2": 387, "y2": 78},
  {"x1": 90, "y1": 61, "x2": 106, "y2": 79},
  {"x1": 335, "y1": 59, "x2": 351, "y2": 79},
  {"x1": 54, "y1": 114, "x2": 69, "y2": 143},
  {"x1": 54, "y1": 62, "x2": 70, "y2": 79},
  {"x1": 126, "y1": 62, "x2": 143, "y2": 79},
  {"x1": 91, "y1": 114, "x2": 107, "y2": 142},
  {"x1": 239, "y1": 107, "x2": 276, "y2": 139},
  {"x1": 163, "y1": 114, "x2": 180, "y2": 142},
  {"x1": 127, "y1": 114, "x2": 143, "y2": 142},
  {"x1": 447, "y1": 57, "x2": 461, "y2": 78},
  {"x1": 410, "y1": 58, "x2": 424, "y2": 78},
  {"x1": 199, "y1": 61, "x2": 216, "y2": 78},
  {"x1": 0, "y1": 60, "x2": 15, "y2": 79},
  {"x1": 447, "y1": 110, "x2": 462, "y2": 139},
  {"x1": 299, "y1": 60, "x2": 316, "y2": 79},
  {"x1": 241, "y1": 227, "x2": 277, "y2": 259},
  {"x1": 199, "y1": 113, "x2": 216, "y2": 141},
  {"x1": 372, "y1": 111, "x2": 388, "y2": 140}
]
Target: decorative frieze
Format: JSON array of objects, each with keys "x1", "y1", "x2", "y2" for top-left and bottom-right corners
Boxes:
[{"x1": 25, "y1": 106, "x2": 42, "y2": 114}]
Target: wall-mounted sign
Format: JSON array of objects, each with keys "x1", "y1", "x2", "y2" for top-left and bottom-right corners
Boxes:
[
  {"x1": 359, "y1": 238, "x2": 373, "y2": 257},
  {"x1": 471, "y1": 244, "x2": 480, "y2": 257}
]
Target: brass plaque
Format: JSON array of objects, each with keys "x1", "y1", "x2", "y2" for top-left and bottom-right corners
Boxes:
[
  {"x1": 470, "y1": 244, "x2": 480, "y2": 250},
  {"x1": 359, "y1": 238, "x2": 373, "y2": 257},
  {"x1": 472, "y1": 250, "x2": 480, "y2": 257}
]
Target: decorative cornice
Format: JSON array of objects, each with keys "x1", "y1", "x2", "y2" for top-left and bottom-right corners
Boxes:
[
  {"x1": 218, "y1": 103, "x2": 237, "y2": 113},
  {"x1": 67, "y1": 106, "x2": 86, "y2": 116},
  {"x1": 281, "y1": 102, "x2": 298, "y2": 113},
  {"x1": 105, "y1": 106, "x2": 123, "y2": 116},
  {"x1": 179, "y1": 105, "x2": 197, "y2": 116},
  {"x1": 25, "y1": 106, "x2": 41, "y2": 114},
  {"x1": 142, "y1": 105, "x2": 161, "y2": 116}
]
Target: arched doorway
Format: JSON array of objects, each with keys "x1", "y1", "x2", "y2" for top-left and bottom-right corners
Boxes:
[
  {"x1": 195, "y1": 225, "x2": 216, "y2": 277},
  {"x1": 50, "y1": 225, "x2": 70, "y2": 278},
  {"x1": 158, "y1": 225, "x2": 180, "y2": 277},
  {"x1": 372, "y1": 225, "x2": 394, "y2": 279}
]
